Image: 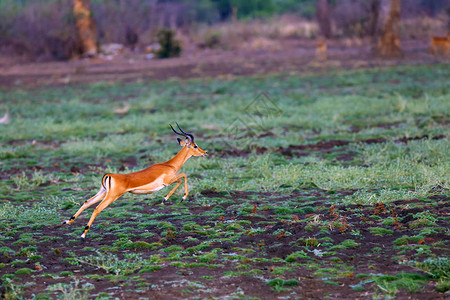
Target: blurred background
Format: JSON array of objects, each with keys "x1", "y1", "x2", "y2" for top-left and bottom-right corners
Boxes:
[{"x1": 0, "y1": 0, "x2": 448, "y2": 61}]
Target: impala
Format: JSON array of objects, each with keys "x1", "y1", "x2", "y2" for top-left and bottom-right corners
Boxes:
[{"x1": 62, "y1": 123, "x2": 207, "y2": 239}]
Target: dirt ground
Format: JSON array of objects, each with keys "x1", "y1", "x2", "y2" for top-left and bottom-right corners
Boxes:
[
  {"x1": 0, "y1": 38, "x2": 448, "y2": 88},
  {"x1": 2, "y1": 187, "x2": 448, "y2": 299}
]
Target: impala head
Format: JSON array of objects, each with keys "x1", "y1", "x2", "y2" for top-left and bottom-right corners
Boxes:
[{"x1": 170, "y1": 123, "x2": 207, "y2": 157}]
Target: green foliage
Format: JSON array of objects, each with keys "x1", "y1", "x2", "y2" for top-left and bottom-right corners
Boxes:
[
  {"x1": 393, "y1": 235, "x2": 423, "y2": 246},
  {"x1": 285, "y1": 250, "x2": 308, "y2": 262},
  {"x1": 162, "y1": 245, "x2": 184, "y2": 253},
  {"x1": 330, "y1": 239, "x2": 360, "y2": 250},
  {"x1": 0, "y1": 246, "x2": 15, "y2": 255},
  {"x1": 74, "y1": 251, "x2": 152, "y2": 276},
  {"x1": 155, "y1": 28, "x2": 182, "y2": 59},
  {"x1": 17, "y1": 246, "x2": 37, "y2": 257},
  {"x1": 0, "y1": 202, "x2": 60, "y2": 226},
  {"x1": 436, "y1": 279, "x2": 450, "y2": 293},
  {"x1": 410, "y1": 212, "x2": 438, "y2": 228},
  {"x1": 371, "y1": 247, "x2": 382, "y2": 254},
  {"x1": 267, "y1": 278, "x2": 299, "y2": 292},
  {"x1": 198, "y1": 252, "x2": 218, "y2": 263},
  {"x1": 10, "y1": 170, "x2": 58, "y2": 191},
  {"x1": 302, "y1": 237, "x2": 320, "y2": 247},
  {"x1": 15, "y1": 268, "x2": 34, "y2": 275},
  {"x1": 113, "y1": 238, "x2": 152, "y2": 250},
  {"x1": 1, "y1": 276, "x2": 24, "y2": 300},
  {"x1": 215, "y1": 0, "x2": 314, "y2": 19},
  {"x1": 417, "y1": 257, "x2": 450, "y2": 279},
  {"x1": 47, "y1": 278, "x2": 94, "y2": 300},
  {"x1": 230, "y1": 0, "x2": 276, "y2": 19},
  {"x1": 138, "y1": 265, "x2": 162, "y2": 273},
  {"x1": 375, "y1": 273, "x2": 428, "y2": 296},
  {"x1": 369, "y1": 227, "x2": 394, "y2": 236}
]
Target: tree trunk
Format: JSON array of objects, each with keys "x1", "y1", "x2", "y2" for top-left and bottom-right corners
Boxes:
[
  {"x1": 367, "y1": 0, "x2": 380, "y2": 37},
  {"x1": 375, "y1": 0, "x2": 402, "y2": 57},
  {"x1": 73, "y1": 0, "x2": 97, "y2": 57},
  {"x1": 316, "y1": 0, "x2": 331, "y2": 38}
]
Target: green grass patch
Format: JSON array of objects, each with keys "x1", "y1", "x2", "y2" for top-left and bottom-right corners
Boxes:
[
  {"x1": 375, "y1": 273, "x2": 428, "y2": 296},
  {"x1": 369, "y1": 227, "x2": 394, "y2": 236}
]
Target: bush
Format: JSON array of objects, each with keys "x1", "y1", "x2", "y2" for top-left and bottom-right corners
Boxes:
[
  {"x1": 155, "y1": 28, "x2": 182, "y2": 58},
  {"x1": 285, "y1": 250, "x2": 308, "y2": 262},
  {"x1": 267, "y1": 278, "x2": 299, "y2": 292},
  {"x1": 15, "y1": 268, "x2": 33, "y2": 275},
  {"x1": 418, "y1": 257, "x2": 450, "y2": 279},
  {"x1": 200, "y1": 30, "x2": 222, "y2": 49},
  {"x1": 0, "y1": 0, "x2": 81, "y2": 60}
]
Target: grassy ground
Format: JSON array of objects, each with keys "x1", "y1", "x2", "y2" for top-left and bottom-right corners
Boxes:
[{"x1": 0, "y1": 64, "x2": 449, "y2": 299}]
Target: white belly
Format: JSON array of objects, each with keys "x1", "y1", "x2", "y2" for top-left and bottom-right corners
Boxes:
[{"x1": 128, "y1": 176, "x2": 166, "y2": 194}]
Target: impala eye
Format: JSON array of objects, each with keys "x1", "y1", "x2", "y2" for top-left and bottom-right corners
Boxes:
[{"x1": 194, "y1": 145, "x2": 198, "y2": 148}]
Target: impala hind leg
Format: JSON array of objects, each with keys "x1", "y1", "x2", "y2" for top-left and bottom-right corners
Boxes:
[
  {"x1": 62, "y1": 187, "x2": 106, "y2": 225},
  {"x1": 81, "y1": 191, "x2": 122, "y2": 239}
]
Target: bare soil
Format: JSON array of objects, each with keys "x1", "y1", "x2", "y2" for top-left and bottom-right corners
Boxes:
[
  {"x1": 1, "y1": 190, "x2": 448, "y2": 299},
  {"x1": 0, "y1": 39, "x2": 448, "y2": 88}
]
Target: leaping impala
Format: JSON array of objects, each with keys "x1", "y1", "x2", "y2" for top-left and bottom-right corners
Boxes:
[{"x1": 62, "y1": 123, "x2": 207, "y2": 239}]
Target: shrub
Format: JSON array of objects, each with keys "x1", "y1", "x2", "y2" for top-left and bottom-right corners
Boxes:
[
  {"x1": 436, "y1": 279, "x2": 450, "y2": 293},
  {"x1": 15, "y1": 268, "x2": 33, "y2": 275},
  {"x1": 113, "y1": 239, "x2": 151, "y2": 250},
  {"x1": 369, "y1": 227, "x2": 394, "y2": 236},
  {"x1": 285, "y1": 250, "x2": 308, "y2": 262},
  {"x1": 0, "y1": 0, "x2": 81, "y2": 60},
  {"x1": 198, "y1": 252, "x2": 218, "y2": 263},
  {"x1": 155, "y1": 28, "x2": 182, "y2": 59},
  {"x1": 267, "y1": 278, "x2": 299, "y2": 292},
  {"x1": 200, "y1": 30, "x2": 222, "y2": 49},
  {"x1": 418, "y1": 257, "x2": 449, "y2": 279}
]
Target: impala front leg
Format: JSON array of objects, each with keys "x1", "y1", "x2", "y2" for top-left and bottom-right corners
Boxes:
[
  {"x1": 181, "y1": 173, "x2": 188, "y2": 201},
  {"x1": 162, "y1": 179, "x2": 181, "y2": 205},
  {"x1": 163, "y1": 173, "x2": 188, "y2": 204}
]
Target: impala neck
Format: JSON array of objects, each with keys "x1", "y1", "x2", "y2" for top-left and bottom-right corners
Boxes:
[{"x1": 164, "y1": 146, "x2": 192, "y2": 172}]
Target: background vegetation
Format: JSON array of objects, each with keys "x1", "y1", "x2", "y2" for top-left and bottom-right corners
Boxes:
[{"x1": 0, "y1": 0, "x2": 448, "y2": 60}]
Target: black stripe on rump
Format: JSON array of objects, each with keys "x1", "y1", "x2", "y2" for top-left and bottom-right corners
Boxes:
[{"x1": 101, "y1": 174, "x2": 108, "y2": 189}]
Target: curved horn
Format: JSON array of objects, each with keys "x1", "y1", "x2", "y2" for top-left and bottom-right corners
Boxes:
[
  {"x1": 170, "y1": 124, "x2": 184, "y2": 136},
  {"x1": 176, "y1": 122, "x2": 194, "y2": 143}
]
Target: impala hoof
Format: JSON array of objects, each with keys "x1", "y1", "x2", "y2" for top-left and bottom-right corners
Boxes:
[
  {"x1": 181, "y1": 196, "x2": 187, "y2": 202},
  {"x1": 62, "y1": 220, "x2": 68, "y2": 225}
]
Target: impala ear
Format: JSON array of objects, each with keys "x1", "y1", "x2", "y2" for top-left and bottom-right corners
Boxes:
[{"x1": 177, "y1": 138, "x2": 186, "y2": 146}]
